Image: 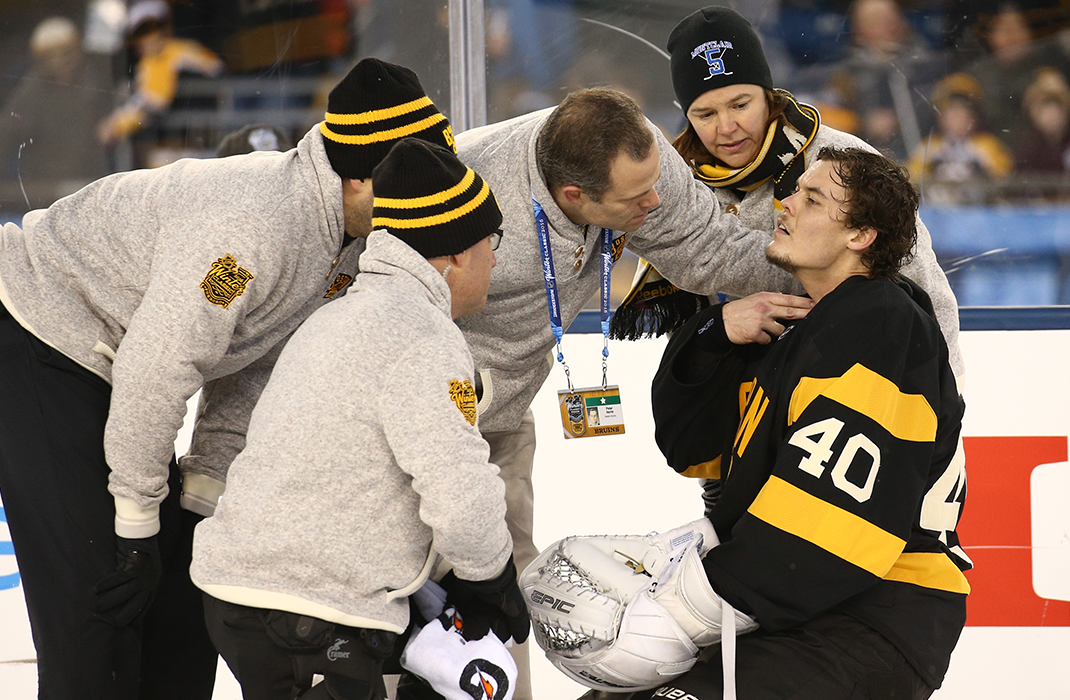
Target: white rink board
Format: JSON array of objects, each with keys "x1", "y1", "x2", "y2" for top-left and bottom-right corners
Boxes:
[{"x1": 3, "y1": 330, "x2": 1069, "y2": 698}]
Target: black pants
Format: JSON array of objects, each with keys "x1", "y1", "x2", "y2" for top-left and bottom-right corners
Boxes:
[
  {"x1": 0, "y1": 306, "x2": 218, "y2": 699},
  {"x1": 581, "y1": 613, "x2": 935, "y2": 700},
  {"x1": 204, "y1": 595, "x2": 397, "y2": 700}
]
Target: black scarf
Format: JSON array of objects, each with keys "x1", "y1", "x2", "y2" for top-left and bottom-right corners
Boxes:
[{"x1": 609, "y1": 91, "x2": 820, "y2": 340}]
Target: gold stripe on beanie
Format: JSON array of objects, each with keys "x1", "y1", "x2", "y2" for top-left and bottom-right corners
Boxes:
[
  {"x1": 324, "y1": 96, "x2": 435, "y2": 125},
  {"x1": 373, "y1": 179, "x2": 492, "y2": 229},
  {"x1": 319, "y1": 112, "x2": 448, "y2": 146},
  {"x1": 374, "y1": 168, "x2": 476, "y2": 209}
]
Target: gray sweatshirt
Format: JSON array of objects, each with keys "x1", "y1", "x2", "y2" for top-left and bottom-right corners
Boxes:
[
  {"x1": 191, "y1": 231, "x2": 511, "y2": 633},
  {"x1": 0, "y1": 125, "x2": 361, "y2": 537},
  {"x1": 455, "y1": 110, "x2": 963, "y2": 433}
]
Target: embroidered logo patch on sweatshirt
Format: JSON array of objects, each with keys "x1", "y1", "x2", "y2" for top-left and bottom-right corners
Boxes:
[
  {"x1": 449, "y1": 379, "x2": 477, "y2": 425},
  {"x1": 201, "y1": 254, "x2": 254, "y2": 308}
]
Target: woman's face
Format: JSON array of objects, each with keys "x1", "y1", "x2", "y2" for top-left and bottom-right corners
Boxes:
[{"x1": 686, "y1": 84, "x2": 771, "y2": 169}]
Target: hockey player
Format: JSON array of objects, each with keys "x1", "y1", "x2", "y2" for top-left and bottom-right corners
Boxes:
[
  {"x1": 539, "y1": 147, "x2": 968, "y2": 700},
  {"x1": 640, "y1": 146, "x2": 970, "y2": 699}
]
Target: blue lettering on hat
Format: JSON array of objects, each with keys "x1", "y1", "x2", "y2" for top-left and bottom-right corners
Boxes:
[{"x1": 691, "y1": 40, "x2": 735, "y2": 81}]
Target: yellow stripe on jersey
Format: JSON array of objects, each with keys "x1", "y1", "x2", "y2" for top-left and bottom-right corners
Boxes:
[
  {"x1": 749, "y1": 476, "x2": 905, "y2": 576},
  {"x1": 735, "y1": 385, "x2": 769, "y2": 457},
  {"x1": 681, "y1": 456, "x2": 721, "y2": 479},
  {"x1": 788, "y1": 363, "x2": 936, "y2": 442},
  {"x1": 885, "y1": 552, "x2": 970, "y2": 594}
]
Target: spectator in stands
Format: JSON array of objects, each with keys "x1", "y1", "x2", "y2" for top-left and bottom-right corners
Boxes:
[
  {"x1": 215, "y1": 124, "x2": 295, "y2": 158},
  {"x1": 97, "y1": 0, "x2": 223, "y2": 147},
  {"x1": 485, "y1": 0, "x2": 579, "y2": 120},
  {"x1": 805, "y1": 69, "x2": 863, "y2": 135},
  {"x1": 907, "y1": 73, "x2": 1014, "y2": 204},
  {"x1": 215, "y1": 0, "x2": 355, "y2": 76},
  {"x1": 964, "y1": 2, "x2": 1050, "y2": 152},
  {"x1": 0, "y1": 16, "x2": 112, "y2": 211},
  {"x1": 803, "y1": 0, "x2": 946, "y2": 160},
  {"x1": 1015, "y1": 67, "x2": 1070, "y2": 173}
]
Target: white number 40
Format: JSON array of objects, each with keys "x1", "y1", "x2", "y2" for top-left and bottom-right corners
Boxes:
[{"x1": 787, "y1": 418, "x2": 881, "y2": 503}]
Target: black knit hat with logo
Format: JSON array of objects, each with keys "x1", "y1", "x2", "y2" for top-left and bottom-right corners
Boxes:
[
  {"x1": 321, "y1": 58, "x2": 456, "y2": 180},
  {"x1": 668, "y1": 6, "x2": 773, "y2": 113},
  {"x1": 372, "y1": 138, "x2": 503, "y2": 258}
]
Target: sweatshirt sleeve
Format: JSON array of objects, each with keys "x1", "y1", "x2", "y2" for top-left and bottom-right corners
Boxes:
[
  {"x1": 106, "y1": 231, "x2": 275, "y2": 538},
  {"x1": 176, "y1": 340, "x2": 285, "y2": 516},
  {"x1": 624, "y1": 126, "x2": 799, "y2": 299},
  {"x1": 897, "y1": 214, "x2": 964, "y2": 381},
  {"x1": 378, "y1": 334, "x2": 512, "y2": 582}
]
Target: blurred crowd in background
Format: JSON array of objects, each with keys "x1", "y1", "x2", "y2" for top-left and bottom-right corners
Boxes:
[{"x1": 2, "y1": 0, "x2": 1070, "y2": 303}]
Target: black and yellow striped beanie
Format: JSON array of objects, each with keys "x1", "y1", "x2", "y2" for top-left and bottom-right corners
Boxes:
[
  {"x1": 321, "y1": 58, "x2": 456, "y2": 180},
  {"x1": 372, "y1": 138, "x2": 502, "y2": 258}
]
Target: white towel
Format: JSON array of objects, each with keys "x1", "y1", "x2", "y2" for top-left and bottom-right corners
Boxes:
[{"x1": 400, "y1": 581, "x2": 518, "y2": 700}]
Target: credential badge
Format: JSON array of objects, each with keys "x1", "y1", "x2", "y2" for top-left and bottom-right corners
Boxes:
[
  {"x1": 201, "y1": 254, "x2": 254, "y2": 308},
  {"x1": 449, "y1": 379, "x2": 478, "y2": 425}
]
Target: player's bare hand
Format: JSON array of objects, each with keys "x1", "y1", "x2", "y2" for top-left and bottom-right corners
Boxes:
[{"x1": 723, "y1": 293, "x2": 813, "y2": 345}]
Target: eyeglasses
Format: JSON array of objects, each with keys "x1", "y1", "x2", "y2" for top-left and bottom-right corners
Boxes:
[{"x1": 488, "y1": 230, "x2": 502, "y2": 251}]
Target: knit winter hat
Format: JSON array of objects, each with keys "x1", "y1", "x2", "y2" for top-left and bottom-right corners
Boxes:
[
  {"x1": 372, "y1": 138, "x2": 502, "y2": 258},
  {"x1": 668, "y1": 6, "x2": 773, "y2": 113},
  {"x1": 321, "y1": 58, "x2": 456, "y2": 180}
]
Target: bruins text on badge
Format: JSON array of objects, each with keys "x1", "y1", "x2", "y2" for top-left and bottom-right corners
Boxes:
[
  {"x1": 201, "y1": 254, "x2": 254, "y2": 308},
  {"x1": 449, "y1": 379, "x2": 478, "y2": 426},
  {"x1": 324, "y1": 272, "x2": 353, "y2": 299}
]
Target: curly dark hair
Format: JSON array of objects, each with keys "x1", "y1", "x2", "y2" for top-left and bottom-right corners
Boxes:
[
  {"x1": 536, "y1": 87, "x2": 654, "y2": 202},
  {"x1": 816, "y1": 146, "x2": 919, "y2": 280}
]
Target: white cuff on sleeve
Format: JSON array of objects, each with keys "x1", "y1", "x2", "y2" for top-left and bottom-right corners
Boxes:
[
  {"x1": 179, "y1": 472, "x2": 226, "y2": 517},
  {"x1": 113, "y1": 495, "x2": 160, "y2": 539}
]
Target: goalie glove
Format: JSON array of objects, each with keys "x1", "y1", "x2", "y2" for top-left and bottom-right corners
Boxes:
[{"x1": 519, "y1": 518, "x2": 755, "y2": 692}]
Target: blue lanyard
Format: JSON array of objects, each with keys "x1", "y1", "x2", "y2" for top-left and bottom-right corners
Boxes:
[{"x1": 533, "y1": 192, "x2": 613, "y2": 391}]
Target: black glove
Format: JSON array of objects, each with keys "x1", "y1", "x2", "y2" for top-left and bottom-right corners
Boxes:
[
  {"x1": 93, "y1": 535, "x2": 163, "y2": 627},
  {"x1": 439, "y1": 556, "x2": 529, "y2": 644}
]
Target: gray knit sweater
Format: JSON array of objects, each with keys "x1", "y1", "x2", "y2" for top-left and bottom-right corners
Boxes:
[
  {"x1": 456, "y1": 110, "x2": 963, "y2": 433},
  {"x1": 191, "y1": 231, "x2": 511, "y2": 633},
  {"x1": 0, "y1": 124, "x2": 361, "y2": 537}
]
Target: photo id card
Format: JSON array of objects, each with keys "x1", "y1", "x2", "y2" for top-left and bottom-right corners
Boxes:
[{"x1": 557, "y1": 385, "x2": 625, "y2": 439}]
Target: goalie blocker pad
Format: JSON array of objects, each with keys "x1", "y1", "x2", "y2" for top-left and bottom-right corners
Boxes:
[{"x1": 519, "y1": 519, "x2": 756, "y2": 693}]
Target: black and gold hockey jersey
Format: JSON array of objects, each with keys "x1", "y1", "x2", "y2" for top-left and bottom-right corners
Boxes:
[{"x1": 651, "y1": 276, "x2": 969, "y2": 687}]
